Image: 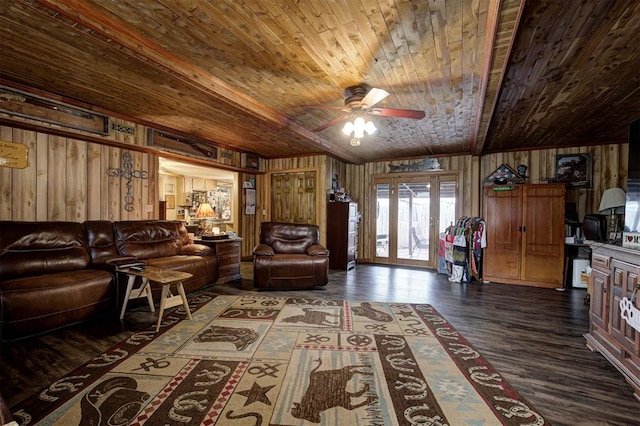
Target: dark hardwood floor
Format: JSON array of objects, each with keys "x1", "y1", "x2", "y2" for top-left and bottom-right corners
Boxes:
[{"x1": 1, "y1": 263, "x2": 638, "y2": 425}]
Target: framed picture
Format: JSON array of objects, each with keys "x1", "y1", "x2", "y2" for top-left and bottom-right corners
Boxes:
[
  {"x1": 555, "y1": 153, "x2": 592, "y2": 188},
  {"x1": 165, "y1": 195, "x2": 175, "y2": 209},
  {"x1": 164, "y1": 183, "x2": 174, "y2": 194}
]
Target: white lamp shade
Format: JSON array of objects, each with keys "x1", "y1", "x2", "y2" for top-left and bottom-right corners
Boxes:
[{"x1": 599, "y1": 188, "x2": 626, "y2": 212}]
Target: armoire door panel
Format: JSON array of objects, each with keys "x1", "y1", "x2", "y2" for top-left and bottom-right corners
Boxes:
[
  {"x1": 521, "y1": 185, "x2": 565, "y2": 285},
  {"x1": 483, "y1": 187, "x2": 522, "y2": 280}
]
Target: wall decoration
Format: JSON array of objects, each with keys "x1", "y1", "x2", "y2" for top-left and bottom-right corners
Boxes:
[
  {"x1": 0, "y1": 140, "x2": 28, "y2": 169},
  {"x1": 245, "y1": 188, "x2": 256, "y2": 215},
  {"x1": 555, "y1": 153, "x2": 592, "y2": 188},
  {"x1": 0, "y1": 86, "x2": 109, "y2": 135},
  {"x1": 388, "y1": 157, "x2": 441, "y2": 173},
  {"x1": 148, "y1": 129, "x2": 217, "y2": 161},
  {"x1": 106, "y1": 152, "x2": 149, "y2": 212},
  {"x1": 165, "y1": 195, "x2": 175, "y2": 209},
  {"x1": 164, "y1": 183, "x2": 175, "y2": 194},
  {"x1": 111, "y1": 121, "x2": 136, "y2": 135},
  {"x1": 241, "y1": 153, "x2": 260, "y2": 169},
  {"x1": 483, "y1": 164, "x2": 525, "y2": 186}
]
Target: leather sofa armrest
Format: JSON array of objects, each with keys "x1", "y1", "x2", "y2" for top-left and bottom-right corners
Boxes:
[
  {"x1": 307, "y1": 244, "x2": 329, "y2": 256},
  {"x1": 253, "y1": 244, "x2": 275, "y2": 256},
  {"x1": 180, "y1": 244, "x2": 214, "y2": 256}
]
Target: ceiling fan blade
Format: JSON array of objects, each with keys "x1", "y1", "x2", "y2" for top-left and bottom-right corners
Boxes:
[
  {"x1": 303, "y1": 105, "x2": 345, "y2": 111},
  {"x1": 368, "y1": 108, "x2": 426, "y2": 119},
  {"x1": 361, "y1": 87, "x2": 390, "y2": 108},
  {"x1": 313, "y1": 114, "x2": 350, "y2": 132}
]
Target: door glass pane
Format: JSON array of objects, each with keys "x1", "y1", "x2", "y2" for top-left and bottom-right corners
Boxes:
[
  {"x1": 439, "y1": 181, "x2": 457, "y2": 232},
  {"x1": 375, "y1": 184, "x2": 390, "y2": 258},
  {"x1": 397, "y1": 181, "x2": 430, "y2": 260}
]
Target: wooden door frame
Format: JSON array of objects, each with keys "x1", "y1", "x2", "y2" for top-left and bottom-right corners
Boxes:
[
  {"x1": 265, "y1": 166, "x2": 323, "y2": 225},
  {"x1": 370, "y1": 171, "x2": 462, "y2": 268}
]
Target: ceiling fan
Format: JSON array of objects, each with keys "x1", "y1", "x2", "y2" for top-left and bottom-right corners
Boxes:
[{"x1": 303, "y1": 84, "x2": 426, "y2": 133}]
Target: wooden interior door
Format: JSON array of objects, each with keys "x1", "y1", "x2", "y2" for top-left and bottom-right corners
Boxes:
[
  {"x1": 521, "y1": 184, "x2": 565, "y2": 286},
  {"x1": 483, "y1": 186, "x2": 522, "y2": 281},
  {"x1": 271, "y1": 171, "x2": 316, "y2": 224}
]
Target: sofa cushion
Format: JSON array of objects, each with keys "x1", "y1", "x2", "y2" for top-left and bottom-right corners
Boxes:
[
  {"x1": 0, "y1": 269, "x2": 114, "y2": 341},
  {"x1": 114, "y1": 221, "x2": 182, "y2": 259},
  {"x1": 0, "y1": 221, "x2": 90, "y2": 279},
  {"x1": 83, "y1": 220, "x2": 119, "y2": 265}
]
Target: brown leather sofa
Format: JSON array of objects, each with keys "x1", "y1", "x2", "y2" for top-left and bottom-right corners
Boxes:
[
  {"x1": 253, "y1": 222, "x2": 329, "y2": 289},
  {"x1": 0, "y1": 220, "x2": 218, "y2": 342}
]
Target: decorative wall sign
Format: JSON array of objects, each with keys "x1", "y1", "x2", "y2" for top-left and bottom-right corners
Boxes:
[
  {"x1": 148, "y1": 128, "x2": 217, "y2": 161},
  {"x1": 555, "y1": 153, "x2": 592, "y2": 188},
  {"x1": 165, "y1": 195, "x2": 175, "y2": 209},
  {"x1": 388, "y1": 157, "x2": 441, "y2": 173},
  {"x1": 106, "y1": 152, "x2": 149, "y2": 212},
  {"x1": 484, "y1": 164, "x2": 525, "y2": 186},
  {"x1": 111, "y1": 121, "x2": 136, "y2": 135},
  {"x1": 0, "y1": 140, "x2": 28, "y2": 169},
  {"x1": 0, "y1": 86, "x2": 109, "y2": 135},
  {"x1": 241, "y1": 153, "x2": 260, "y2": 169}
]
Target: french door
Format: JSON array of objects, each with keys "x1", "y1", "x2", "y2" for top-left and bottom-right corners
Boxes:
[{"x1": 373, "y1": 173, "x2": 459, "y2": 268}]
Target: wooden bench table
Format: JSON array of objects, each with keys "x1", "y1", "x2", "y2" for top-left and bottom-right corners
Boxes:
[{"x1": 120, "y1": 266, "x2": 193, "y2": 331}]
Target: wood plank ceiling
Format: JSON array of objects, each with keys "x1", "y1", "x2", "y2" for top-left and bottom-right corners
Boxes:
[{"x1": 0, "y1": 0, "x2": 638, "y2": 164}]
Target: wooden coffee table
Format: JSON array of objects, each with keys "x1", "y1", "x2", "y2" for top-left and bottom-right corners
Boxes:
[{"x1": 120, "y1": 266, "x2": 193, "y2": 331}]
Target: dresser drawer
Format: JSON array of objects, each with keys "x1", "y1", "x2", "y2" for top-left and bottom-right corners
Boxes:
[
  {"x1": 216, "y1": 242, "x2": 240, "y2": 255},
  {"x1": 592, "y1": 252, "x2": 611, "y2": 270}
]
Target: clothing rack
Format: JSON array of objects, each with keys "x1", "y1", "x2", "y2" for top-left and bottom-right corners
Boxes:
[{"x1": 439, "y1": 216, "x2": 486, "y2": 283}]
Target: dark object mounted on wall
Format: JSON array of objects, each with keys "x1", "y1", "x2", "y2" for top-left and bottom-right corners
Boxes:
[{"x1": 0, "y1": 86, "x2": 109, "y2": 135}]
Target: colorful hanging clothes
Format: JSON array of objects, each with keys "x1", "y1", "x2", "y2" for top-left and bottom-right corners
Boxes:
[{"x1": 439, "y1": 216, "x2": 486, "y2": 283}]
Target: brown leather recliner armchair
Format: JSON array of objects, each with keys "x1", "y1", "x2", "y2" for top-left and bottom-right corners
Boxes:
[{"x1": 253, "y1": 222, "x2": 329, "y2": 289}]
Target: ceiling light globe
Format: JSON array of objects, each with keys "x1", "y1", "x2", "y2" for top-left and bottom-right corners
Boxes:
[
  {"x1": 342, "y1": 121, "x2": 354, "y2": 135},
  {"x1": 364, "y1": 120, "x2": 377, "y2": 135}
]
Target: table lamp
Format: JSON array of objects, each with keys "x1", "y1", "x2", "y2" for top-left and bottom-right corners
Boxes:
[
  {"x1": 598, "y1": 187, "x2": 626, "y2": 241},
  {"x1": 195, "y1": 202, "x2": 215, "y2": 235}
]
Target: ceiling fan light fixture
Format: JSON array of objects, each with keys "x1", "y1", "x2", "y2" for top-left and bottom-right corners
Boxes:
[{"x1": 342, "y1": 116, "x2": 376, "y2": 140}]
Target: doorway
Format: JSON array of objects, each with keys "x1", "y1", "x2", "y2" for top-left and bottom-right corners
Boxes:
[{"x1": 373, "y1": 173, "x2": 459, "y2": 268}]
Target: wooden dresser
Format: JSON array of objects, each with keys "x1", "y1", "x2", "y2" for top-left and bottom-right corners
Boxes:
[
  {"x1": 327, "y1": 202, "x2": 359, "y2": 270},
  {"x1": 586, "y1": 243, "x2": 640, "y2": 400},
  {"x1": 194, "y1": 237, "x2": 243, "y2": 283}
]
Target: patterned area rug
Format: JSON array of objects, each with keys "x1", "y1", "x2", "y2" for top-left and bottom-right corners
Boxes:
[{"x1": 12, "y1": 295, "x2": 549, "y2": 425}]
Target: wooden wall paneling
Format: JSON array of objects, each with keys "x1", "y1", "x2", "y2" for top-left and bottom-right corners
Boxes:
[
  {"x1": 0, "y1": 126, "x2": 13, "y2": 219},
  {"x1": 108, "y1": 147, "x2": 122, "y2": 220},
  {"x1": 12, "y1": 129, "x2": 36, "y2": 220},
  {"x1": 47, "y1": 135, "x2": 66, "y2": 220},
  {"x1": 35, "y1": 131, "x2": 48, "y2": 221},
  {"x1": 99, "y1": 144, "x2": 111, "y2": 220},
  {"x1": 65, "y1": 138, "x2": 86, "y2": 221},
  {"x1": 86, "y1": 142, "x2": 101, "y2": 220}
]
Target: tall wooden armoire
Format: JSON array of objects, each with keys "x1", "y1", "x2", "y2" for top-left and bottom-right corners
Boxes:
[
  {"x1": 327, "y1": 202, "x2": 359, "y2": 270},
  {"x1": 483, "y1": 183, "x2": 565, "y2": 288}
]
